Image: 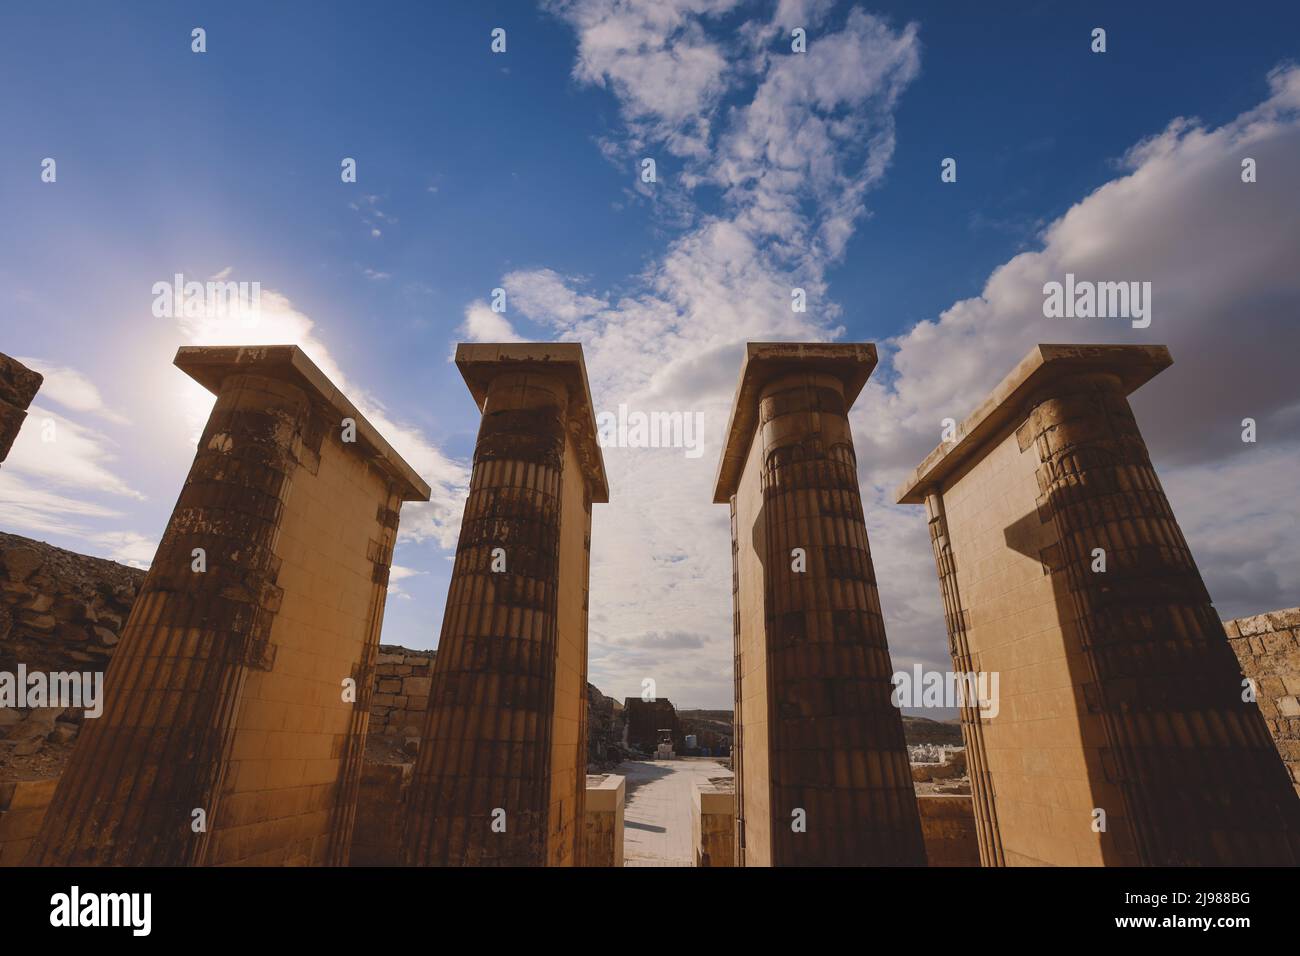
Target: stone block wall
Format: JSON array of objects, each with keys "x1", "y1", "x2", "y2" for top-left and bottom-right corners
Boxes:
[
  {"x1": 0, "y1": 532, "x2": 145, "y2": 863},
  {"x1": 917, "y1": 795, "x2": 980, "y2": 866},
  {"x1": 1225, "y1": 608, "x2": 1300, "y2": 796},
  {"x1": 581, "y1": 773, "x2": 624, "y2": 867},
  {"x1": 369, "y1": 645, "x2": 435, "y2": 738},
  {"x1": 0, "y1": 532, "x2": 143, "y2": 676}
]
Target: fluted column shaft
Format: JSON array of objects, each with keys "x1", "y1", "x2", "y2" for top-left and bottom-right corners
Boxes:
[
  {"x1": 29, "y1": 372, "x2": 308, "y2": 865},
  {"x1": 758, "y1": 371, "x2": 925, "y2": 866},
  {"x1": 1024, "y1": 371, "x2": 1300, "y2": 865},
  {"x1": 406, "y1": 371, "x2": 568, "y2": 866}
]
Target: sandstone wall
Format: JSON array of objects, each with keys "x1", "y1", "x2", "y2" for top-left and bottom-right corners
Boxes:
[
  {"x1": 350, "y1": 763, "x2": 411, "y2": 866},
  {"x1": 917, "y1": 795, "x2": 980, "y2": 866},
  {"x1": 581, "y1": 773, "x2": 624, "y2": 867},
  {"x1": 1225, "y1": 607, "x2": 1300, "y2": 797},
  {"x1": 935, "y1": 420, "x2": 1119, "y2": 866},
  {"x1": 0, "y1": 779, "x2": 58, "y2": 866},
  {"x1": 586, "y1": 682, "x2": 624, "y2": 766},
  {"x1": 692, "y1": 778, "x2": 735, "y2": 867},
  {"x1": 347, "y1": 644, "x2": 436, "y2": 865},
  {"x1": 369, "y1": 645, "x2": 435, "y2": 739},
  {"x1": 0, "y1": 352, "x2": 42, "y2": 465}
]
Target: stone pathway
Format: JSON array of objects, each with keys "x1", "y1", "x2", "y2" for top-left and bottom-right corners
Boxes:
[{"x1": 617, "y1": 757, "x2": 733, "y2": 867}]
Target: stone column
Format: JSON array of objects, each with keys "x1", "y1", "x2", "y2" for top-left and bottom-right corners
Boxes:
[
  {"x1": 1021, "y1": 367, "x2": 1300, "y2": 866},
  {"x1": 0, "y1": 352, "x2": 43, "y2": 465},
  {"x1": 897, "y1": 344, "x2": 1300, "y2": 866},
  {"x1": 405, "y1": 343, "x2": 607, "y2": 867},
  {"x1": 715, "y1": 343, "x2": 925, "y2": 866},
  {"x1": 28, "y1": 345, "x2": 429, "y2": 866}
]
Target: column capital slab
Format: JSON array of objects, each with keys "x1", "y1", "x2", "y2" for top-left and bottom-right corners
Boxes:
[
  {"x1": 894, "y1": 343, "x2": 1172, "y2": 505},
  {"x1": 713, "y1": 342, "x2": 877, "y2": 503},
  {"x1": 174, "y1": 344, "x2": 432, "y2": 502},
  {"x1": 454, "y1": 342, "x2": 608, "y2": 502}
]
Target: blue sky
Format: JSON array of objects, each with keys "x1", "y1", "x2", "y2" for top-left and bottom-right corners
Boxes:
[{"x1": 3, "y1": 1, "x2": 1299, "y2": 709}]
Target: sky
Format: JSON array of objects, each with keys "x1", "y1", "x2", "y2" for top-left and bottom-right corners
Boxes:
[{"x1": 2, "y1": 1, "x2": 1298, "y2": 710}]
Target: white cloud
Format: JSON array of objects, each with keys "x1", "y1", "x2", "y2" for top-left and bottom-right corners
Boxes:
[
  {"x1": 455, "y1": 300, "x2": 525, "y2": 345},
  {"x1": 856, "y1": 62, "x2": 1300, "y2": 666},
  {"x1": 88, "y1": 530, "x2": 157, "y2": 569},
  {"x1": 517, "y1": 4, "x2": 922, "y2": 706},
  {"x1": 14, "y1": 358, "x2": 130, "y2": 425},
  {"x1": 0, "y1": 471, "x2": 126, "y2": 537},
  {"x1": 545, "y1": 0, "x2": 745, "y2": 159},
  {"x1": 5, "y1": 405, "x2": 142, "y2": 500},
  {"x1": 503, "y1": 269, "x2": 608, "y2": 325},
  {"x1": 387, "y1": 563, "x2": 424, "y2": 600},
  {"x1": 527, "y1": 9, "x2": 1300, "y2": 707}
]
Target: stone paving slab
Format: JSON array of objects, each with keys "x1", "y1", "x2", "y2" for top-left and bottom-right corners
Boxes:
[{"x1": 617, "y1": 758, "x2": 732, "y2": 867}]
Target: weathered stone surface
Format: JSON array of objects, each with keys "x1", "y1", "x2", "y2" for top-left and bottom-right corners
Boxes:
[
  {"x1": 406, "y1": 343, "x2": 607, "y2": 868},
  {"x1": 400, "y1": 676, "x2": 430, "y2": 697},
  {"x1": 897, "y1": 344, "x2": 1300, "y2": 867},
  {"x1": 1226, "y1": 608, "x2": 1300, "y2": 795},
  {"x1": 917, "y1": 795, "x2": 980, "y2": 867},
  {"x1": 0, "y1": 352, "x2": 43, "y2": 464},
  {"x1": 716, "y1": 342, "x2": 924, "y2": 866},
  {"x1": 582, "y1": 774, "x2": 625, "y2": 867},
  {"x1": 691, "y1": 776, "x2": 733, "y2": 867},
  {"x1": 0, "y1": 533, "x2": 143, "y2": 680},
  {"x1": 27, "y1": 345, "x2": 430, "y2": 867}
]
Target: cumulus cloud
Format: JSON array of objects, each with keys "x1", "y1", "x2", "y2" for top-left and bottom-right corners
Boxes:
[
  {"x1": 0, "y1": 377, "x2": 149, "y2": 559},
  {"x1": 387, "y1": 564, "x2": 425, "y2": 600},
  {"x1": 455, "y1": 300, "x2": 525, "y2": 346},
  {"x1": 545, "y1": 0, "x2": 744, "y2": 159},
  {"x1": 525, "y1": 4, "x2": 922, "y2": 706},
  {"x1": 0, "y1": 472, "x2": 126, "y2": 537},
  {"x1": 14, "y1": 358, "x2": 130, "y2": 426},
  {"x1": 503, "y1": 269, "x2": 609, "y2": 325},
  {"x1": 4, "y1": 405, "x2": 142, "y2": 501},
  {"x1": 528, "y1": 7, "x2": 1300, "y2": 707},
  {"x1": 858, "y1": 62, "x2": 1300, "y2": 672}
]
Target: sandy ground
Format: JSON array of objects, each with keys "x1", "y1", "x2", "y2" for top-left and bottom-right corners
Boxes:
[{"x1": 616, "y1": 757, "x2": 733, "y2": 867}]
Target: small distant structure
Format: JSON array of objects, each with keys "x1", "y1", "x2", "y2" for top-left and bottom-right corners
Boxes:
[
  {"x1": 654, "y1": 729, "x2": 675, "y2": 760},
  {"x1": 623, "y1": 697, "x2": 681, "y2": 753}
]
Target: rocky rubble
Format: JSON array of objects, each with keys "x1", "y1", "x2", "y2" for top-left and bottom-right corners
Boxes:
[{"x1": 0, "y1": 533, "x2": 144, "y2": 777}]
